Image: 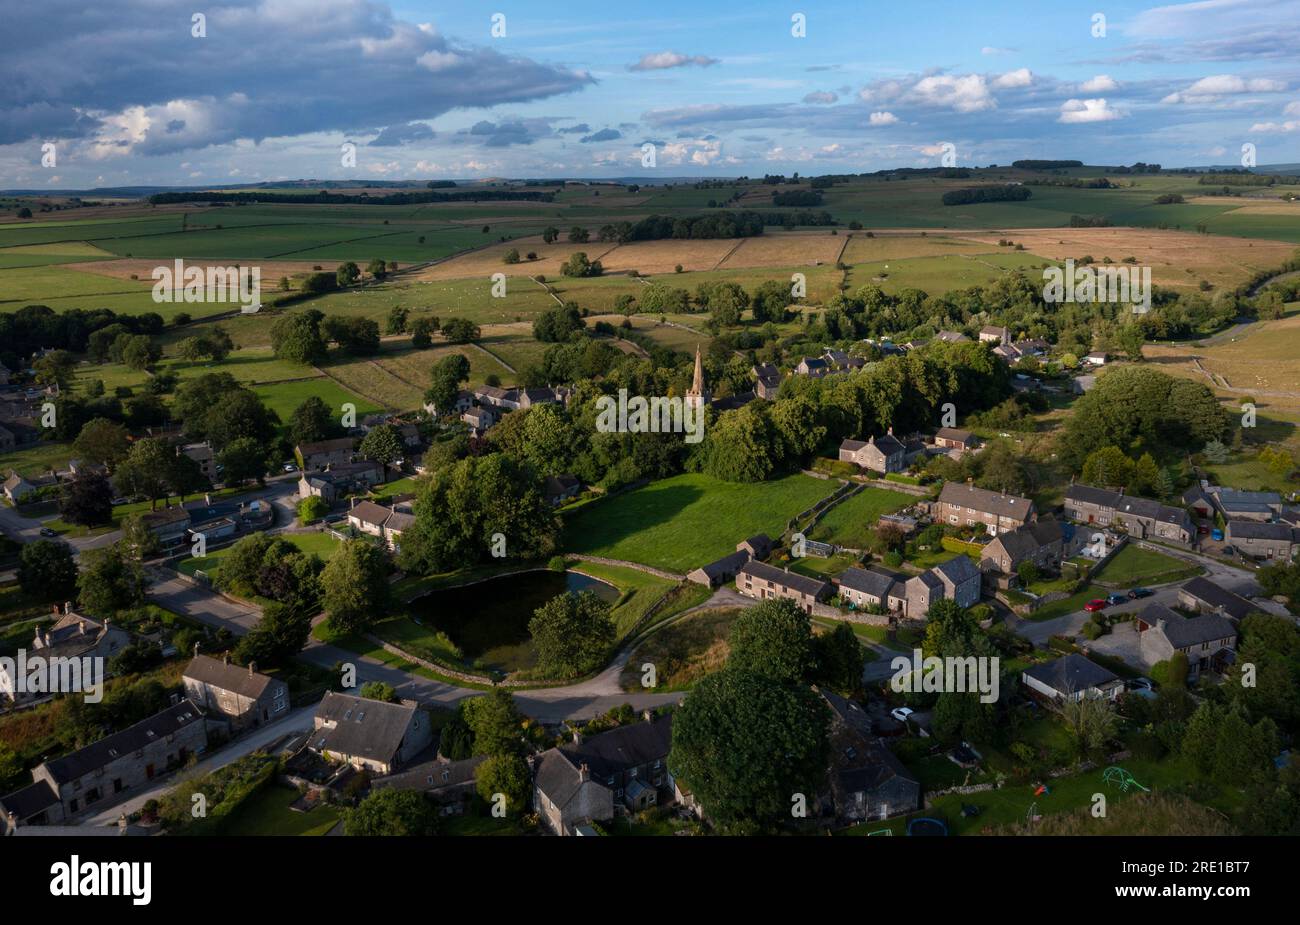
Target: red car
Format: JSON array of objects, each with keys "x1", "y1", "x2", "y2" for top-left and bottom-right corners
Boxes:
[{"x1": 1084, "y1": 599, "x2": 1108, "y2": 613}]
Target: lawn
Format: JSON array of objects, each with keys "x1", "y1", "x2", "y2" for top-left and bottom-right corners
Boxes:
[
  {"x1": 1095, "y1": 544, "x2": 1202, "y2": 587},
  {"x1": 568, "y1": 560, "x2": 679, "y2": 638},
  {"x1": 0, "y1": 440, "x2": 73, "y2": 478},
  {"x1": 562, "y1": 472, "x2": 831, "y2": 572},
  {"x1": 808, "y1": 486, "x2": 914, "y2": 548},
  {"x1": 210, "y1": 784, "x2": 342, "y2": 836},
  {"x1": 178, "y1": 530, "x2": 345, "y2": 577}
]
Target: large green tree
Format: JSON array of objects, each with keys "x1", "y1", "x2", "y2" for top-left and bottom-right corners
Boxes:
[
  {"x1": 726, "y1": 598, "x2": 816, "y2": 685},
  {"x1": 321, "y1": 539, "x2": 393, "y2": 634},
  {"x1": 529, "y1": 591, "x2": 616, "y2": 680}
]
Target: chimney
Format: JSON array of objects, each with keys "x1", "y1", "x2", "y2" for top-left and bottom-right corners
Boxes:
[
  {"x1": 193, "y1": 642, "x2": 201, "y2": 657},
  {"x1": 642, "y1": 709, "x2": 654, "y2": 723},
  {"x1": 572, "y1": 729, "x2": 583, "y2": 746},
  {"x1": 78, "y1": 619, "x2": 86, "y2": 636},
  {"x1": 249, "y1": 662, "x2": 256, "y2": 677},
  {"x1": 1156, "y1": 618, "x2": 1167, "y2": 633},
  {"x1": 350, "y1": 497, "x2": 356, "y2": 510},
  {"x1": 63, "y1": 601, "x2": 71, "y2": 615},
  {"x1": 887, "y1": 426, "x2": 893, "y2": 436},
  {"x1": 223, "y1": 653, "x2": 231, "y2": 665},
  {"x1": 578, "y1": 763, "x2": 590, "y2": 782}
]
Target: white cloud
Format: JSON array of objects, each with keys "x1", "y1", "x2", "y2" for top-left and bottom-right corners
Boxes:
[
  {"x1": 803, "y1": 91, "x2": 838, "y2": 104},
  {"x1": 1080, "y1": 75, "x2": 1119, "y2": 93},
  {"x1": 993, "y1": 68, "x2": 1033, "y2": 89},
  {"x1": 869, "y1": 111, "x2": 899, "y2": 125},
  {"x1": 1250, "y1": 120, "x2": 1300, "y2": 132},
  {"x1": 1163, "y1": 73, "x2": 1287, "y2": 103},
  {"x1": 629, "y1": 51, "x2": 719, "y2": 71},
  {"x1": 911, "y1": 74, "x2": 996, "y2": 112},
  {"x1": 1058, "y1": 98, "x2": 1122, "y2": 123}
]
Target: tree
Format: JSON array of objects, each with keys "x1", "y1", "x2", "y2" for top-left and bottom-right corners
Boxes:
[
  {"x1": 461, "y1": 688, "x2": 524, "y2": 757},
  {"x1": 119, "y1": 513, "x2": 162, "y2": 561},
  {"x1": 366, "y1": 257, "x2": 388, "y2": 280},
  {"x1": 289, "y1": 395, "x2": 340, "y2": 446},
  {"x1": 727, "y1": 598, "x2": 815, "y2": 685},
  {"x1": 32, "y1": 350, "x2": 76, "y2": 389},
  {"x1": 359, "y1": 681, "x2": 398, "y2": 702},
  {"x1": 1060, "y1": 694, "x2": 1119, "y2": 757},
  {"x1": 344, "y1": 789, "x2": 438, "y2": 836},
  {"x1": 72, "y1": 418, "x2": 130, "y2": 470},
  {"x1": 385, "y1": 306, "x2": 409, "y2": 335},
  {"x1": 114, "y1": 438, "x2": 175, "y2": 508},
  {"x1": 410, "y1": 316, "x2": 437, "y2": 349},
  {"x1": 336, "y1": 262, "x2": 361, "y2": 287},
  {"x1": 542, "y1": 226, "x2": 559, "y2": 244},
  {"x1": 503, "y1": 248, "x2": 521, "y2": 265},
  {"x1": 475, "y1": 753, "x2": 530, "y2": 814},
  {"x1": 270, "y1": 310, "x2": 328, "y2": 365},
  {"x1": 359, "y1": 424, "x2": 404, "y2": 481},
  {"x1": 218, "y1": 436, "x2": 268, "y2": 486},
  {"x1": 533, "y1": 303, "x2": 585, "y2": 342},
  {"x1": 77, "y1": 545, "x2": 145, "y2": 615},
  {"x1": 298, "y1": 495, "x2": 329, "y2": 523},
  {"x1": 425, "y1": 354, "x2": 470, "y2": 414},
  {"x1": 529, "y1": 591, "x2": 616, "y2": 680},
  {"x1": 1118, "y1": 325, "x2": 1146, "y2": 361},
  {"x1": 668, "y1": 669, "x2": 830, "y2": 831},
  {"x1": 17, "y1": 540, "x2": 77, "y2": 600},
  {"x1": 59, "y1": 469, "x2": 114, "y2": 527},
  {"x1": 813, "y1": 622, "x2": 865, "y2": 694},
  {"x1": 441, "y1": 317, "x2": 480, "y2": 344},
  {"x1": 321, "y1": 540, "x2": 393, "y2": 634},
  {"x1": 234, "y1": 602, "x2": 311, "y2": 669}
]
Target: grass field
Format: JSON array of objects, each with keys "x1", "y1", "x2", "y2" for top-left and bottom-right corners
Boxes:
[
  {"x1": 1095, "y1": 544, "x2": 1202, "y2": 587},
  {"x1": 211, "y1": 784, "x2": 342, "y2": 836},
  {"x1": 619, "y1": 607, "x2": 740, "y2": 692},
  {"x1": 562, "y1": 472, "x2": 831, "y2": 572},
  {"x1": 177, "y1": 530, "x2": 344, "y2": 578},
  {"x1": 808, "y1": 487, "x2": 915, "y2": 548}
]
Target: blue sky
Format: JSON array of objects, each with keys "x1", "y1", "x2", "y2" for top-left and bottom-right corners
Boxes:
[{"x1": 3, "y1": 0, "x2": 1299, "y2": 188}]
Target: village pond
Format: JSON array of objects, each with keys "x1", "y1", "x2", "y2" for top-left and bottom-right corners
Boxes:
[{"x1": 408, "y1": 569, "x2": 620, "y2": 672}]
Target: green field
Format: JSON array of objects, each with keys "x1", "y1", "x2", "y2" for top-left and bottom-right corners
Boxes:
[
  {"x1": 178, "y1": 530, "x2": 345, "y2": 578},
  {"x1": 808, "y1": 486, "x2": 914, "y2": 548},
  {"x1": 1095, "y1": 544, "x2": 1202, "y2": 587},
  {"x1": 210, "y1": 784, "x2": 342, "y2": 836},
  {"x1": 563, "y1": 472, "x2": 831, "y2": 572}
]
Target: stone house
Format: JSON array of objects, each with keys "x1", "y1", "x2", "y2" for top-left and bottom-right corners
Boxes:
[
  {"x1": 905, "y1": 555, "x2": 981, "y2": 617},
  {"x1": 180, "y1": 442, "x2": 216, "y2": 482},
  {"x1": 544, "y1": 474, "x2": 581, "y2": 506},
  {"x1": 839, "y1": 430, "x2": 906, "y2": 473},
  {"x1": 0, "y1": 699, "x2": 207, "y2": 831},
  {"x1": 820, "y1": 690, "x2": 919, "y2": 822},
  {"x1": 533, "y1": 714, "x2": 674, "y2": 836},
  {"x1": 371, "y1": 755, "x2": 486, "y2": 813},
  {"x1": 2, "y1": 472, "x2": 37, "y2": 503},
  {"x1": 935, "y1": 481, "x2": 1036, "y2": 536},
  {"x1": 687, "y1": 550, "x2": 751, "y2": 588},
  {"x1": 295, "y1": 437, "x2": 355, "y2": 472},
  {"x1": 979, "y1": 519, "x2": 1076, "y2": 578},
  {"x1": 1063, "y1": 484, "x2": 1193, "y2": 545},
  {"x1": 752, "y1": 363, "x2": 782, "y2": 400},
  {"x1": 1021, "y1": 654, "x2": 1123, "y2": 702},
  {"x1": 347, "y1": 498, "x2": 415, "y2": 551},
  {"x1": 795, "y1": 356, "x2": 829, "y2": 378},
  {"x1": 1212, "y1": 489, "x2": 1283, "y2": 522},
  {"x1": 307, "y1": 692, "x2": 434, "y2": 775},
  {"x1": 297, "y1": 460, "x2": 384, "y2": 504},
  {"x1": 424, "y1": 389, "x2": 475, "y2": 418},
  {"x1": 932, "y1": 427, "x2": 976, "y2": 452},
  {"x1": 979, "y1": 325, "x2": 1011, "y2": 344},
  {"x1": 1, "y1": 606, "x2": 132, "y2": 704},
  {"x1": 182, "y1": 654, "x2": 290, "y2": 732},
  {"x1": 1136, "y1": 605, "x2": 1237, "y2": 680},
  {"x1": 1226, "y1": 520, "x2": 1298, "y2": 562},
  {"x1": 835, "y1": 566, "x2": 907, "y2": 613},
  {"x1": 140, "y1": 506, "x2": 193, "y2": 546},
  {"x1": 736, "y1": 533, "x2": 772, "y2": 560},
  {"x1": 1177, "y1": 576, "x2": 1258, "y2": 623},
  {"x1": 735, "y1": 560, "x2": 832, "y2": 614}
]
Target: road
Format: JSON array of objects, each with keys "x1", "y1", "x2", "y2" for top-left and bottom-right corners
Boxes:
[
  {"x1": 1009, "y1": 541, "x2": 1272, "y2": 646},
  {"x1": 148, "y1": 571, "x2": 685, "y2": 724},
  {"x1": 80, "y1": 706, "x2": 316, "y2": 827}
]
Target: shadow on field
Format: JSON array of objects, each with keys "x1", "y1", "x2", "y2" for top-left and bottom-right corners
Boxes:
[{"x1": 561, "y1": 481, "x2": 703, "y2": 554}]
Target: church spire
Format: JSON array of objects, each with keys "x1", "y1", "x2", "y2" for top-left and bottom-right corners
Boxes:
[{"x1": 687, "y1": 344, "x2": 710, "y2": 407}]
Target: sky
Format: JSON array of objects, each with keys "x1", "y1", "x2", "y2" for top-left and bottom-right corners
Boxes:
[{"x1": 3, "y1": 0, "x2": 1299, "y2": 189}]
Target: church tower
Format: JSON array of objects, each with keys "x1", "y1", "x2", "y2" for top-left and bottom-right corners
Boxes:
[{"x1": 687, "y1": 344, "x2": 711, "y2": 409}]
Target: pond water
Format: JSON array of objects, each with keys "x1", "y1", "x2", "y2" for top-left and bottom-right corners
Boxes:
[{"x1": 409, "y1": 569, "x2": 619, "y2": 672}]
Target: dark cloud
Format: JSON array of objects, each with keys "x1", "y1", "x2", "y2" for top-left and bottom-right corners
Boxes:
[
  {"x1": 464, "y1": 118, "x2": 558, "y2": 147},
  {"x1": 556, "y1": 123, "x2": 591, "y2": 134},
  {"x1": 368, "y1": 122, "x2": 435, "y2": 146},
  {"x1": 580, "y1": 128, "x2": 622, "y2": 143},
  {"x1": 0, "y1": 0, "x2": 594, "y2": 151}
]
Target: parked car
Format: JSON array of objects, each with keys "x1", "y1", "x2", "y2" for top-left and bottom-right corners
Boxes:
[
  {"x1": 1129, "y1": 677, "x2": 1155, "y2": 692},
  {"x1": 1211, "y1": 528, "x2": 1224, "y2": 541},
  {"x1": 1197, "y1": 523, "x2": 1210, "y2": 535},
  {"x1": 1106, "y1": 592, "x2": 1127, "y2": 606},
  {"x1": 282, "y1": 463, "x2": 297, "y2": 473},
  {"x1": 1084, "y1": 599, "x2": 1108, "y2": 613},
  {"x1": 890, "y1": 707, "x2": 915, "y2": 723},
  {"x1": 38, "y1": 527, "x2": 56, "y2": 538},
  {"x1": 1128, "y1": 587, "x2": 1153, "y2": 599},
  {"x1": 1223, "y1": 545, "x2": 1236, "y2": 557}
]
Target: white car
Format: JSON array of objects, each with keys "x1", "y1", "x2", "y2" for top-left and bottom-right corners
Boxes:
[
  {"x1": 283, "y1": 463, "x2": 297, "y2": 473},
  {"x1": 890, "y1": 707, "x2": 915, "y2": 723}
]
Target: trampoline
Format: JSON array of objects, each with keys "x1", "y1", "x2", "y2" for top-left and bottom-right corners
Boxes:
[{"x1": 906, "y1": 817, "x2": 948, "y2": 836}]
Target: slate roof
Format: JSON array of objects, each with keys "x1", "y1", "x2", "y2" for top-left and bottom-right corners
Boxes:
[
  {"x1": 1227, "y1": 520, "x2": 1297, "y2": 541},
  {"x1": 371, "y1": 755, "x2": 486, "y2": 793},
  {"x1": 934, "y1": 427, "x2": 974, "y2": 444},
  {"x1": 939, "y1": 481, "x2": 1034, "y2": 521},
  {"x1": 820, "y1": 690, "x2": 918, "y2": 792},
  {"x1": 183, "y1": 655, "x2": 278, "y2": 700},
  {"x1": 693, "y1": 550, "x2": 751, "y2": 581},
  {"x1": 0, "y1": 780, "x2": 60, "y2": 820},
  {"x1": 312, "y1": 692, "x2": 422, "y2": 766},
  {"x1": 870, "y1": 432, "x2": 905, "y2": 456},
  {"x1": 298, "y1": 437, "x2": 354, "y2": 457},
  {"x1": 1022, "y1": 654, "x2": 1118, "y2": 694},
  {"x1": 933, "y1": 555, "x2": 980, "y2": 586},
  {"x1": 1179, "y1": 577, "x2": 1258, "y2": 622},
  {"x1": 1139, "y1": 604, "x2": 1236, "y2": 648},
  {"x1": 840, "y1": 438, "x2": 868, "y2": 453},
  {"x1": 535, "y1": 717, "x2": 674, "y2": 808},
  {"x1": 1066, "y1": 485, "x2": 1191, "y2": 529},
  {"x1": 738, "y1": 560, "x2": 831, "y2": 598},
  {"x1": 42, "y1": 700, "x2": 204, "y2": 785},
  {"x1": 349, "y1": 500, "x2": 394, "y2": 527},
  {"x1": 836, "y1": 566, "x2": 903, "y2": 598}
]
